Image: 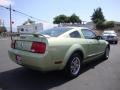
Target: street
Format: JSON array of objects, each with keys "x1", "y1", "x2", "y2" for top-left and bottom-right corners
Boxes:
[{"x1": 0, "y1": 39, "x2": 120, "y2": 90}]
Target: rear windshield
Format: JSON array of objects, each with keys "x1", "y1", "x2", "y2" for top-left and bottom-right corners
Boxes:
[{"x1": 40, "y1": 27, "x2": 72, "y2": 37}]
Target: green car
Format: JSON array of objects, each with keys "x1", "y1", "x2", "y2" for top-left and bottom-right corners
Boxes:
[{"x1": 8, "y1": 27, "x2": 110, "y2": 78}]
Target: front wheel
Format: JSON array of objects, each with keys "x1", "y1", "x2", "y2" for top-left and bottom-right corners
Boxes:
[
  {"x1": 115, "y1": 41, "x2": 118, "y2": 44},
  {"x1": 103, "y1": 46, "x2": 110, "y2": 60},
  {"x1": 64, "y1": 53, "x2": 81, "y2": 78}
]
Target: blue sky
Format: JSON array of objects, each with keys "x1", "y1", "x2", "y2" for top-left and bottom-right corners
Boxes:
[{"x1": 0, "y1": 0, "x2": 120, "y2": 30}]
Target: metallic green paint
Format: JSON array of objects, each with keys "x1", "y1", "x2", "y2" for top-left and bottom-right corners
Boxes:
[{"x1": 8, "y1": 27, "x2": 109, "y2": 72}]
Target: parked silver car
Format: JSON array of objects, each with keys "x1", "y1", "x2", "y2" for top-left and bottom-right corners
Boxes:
[{"x1": 102, "y1": 30, "x2": 118, "y2": 44}]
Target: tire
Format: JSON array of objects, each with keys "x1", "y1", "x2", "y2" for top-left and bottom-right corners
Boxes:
[
  {"x1": 64, "y1": 53, "x2": 81, "y2": 78},
  {"x1": 115, "y1": 41, "x2": 118, "y2": 44},
  {"x1": 103, "y1": 46, "x2": 110, "y2": 60}
]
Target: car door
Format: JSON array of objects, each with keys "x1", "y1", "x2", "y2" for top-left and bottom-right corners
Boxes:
[
  {"x1": 81, "y1": 29, "x2": 101, "y2": 58},
  {"x1": 69, "y1": 30, "x2": 90, "y2": 58}
]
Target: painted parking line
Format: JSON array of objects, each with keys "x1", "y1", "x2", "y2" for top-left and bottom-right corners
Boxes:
[{"x1": 0, "y1": 38, "x2": 9, "y2": 40}]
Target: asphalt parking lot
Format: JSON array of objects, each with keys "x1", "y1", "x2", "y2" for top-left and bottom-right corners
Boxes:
[{"x1": 0, "y1": 39, "x2": 120, "y2": 90}]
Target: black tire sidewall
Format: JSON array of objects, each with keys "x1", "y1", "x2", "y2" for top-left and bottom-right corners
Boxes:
[
  {"x1": 104, "y1": 47, "x2": 110, "y2": 60},
  {"x1": 65, "y1": 53, "x2": 81, "y2": 78}
]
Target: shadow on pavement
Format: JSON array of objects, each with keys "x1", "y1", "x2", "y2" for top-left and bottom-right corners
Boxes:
[{"x1": 0, "y1": 58, "x2": 107, "y2": 90}]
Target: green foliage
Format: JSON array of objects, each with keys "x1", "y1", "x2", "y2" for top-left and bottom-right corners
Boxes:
[
  {"x1": 95, "y1": 21, "x2": 115, "y2": 30},
  {"x1": 53, "y1": 15, "x2": 68, "y2": 24},
  {"x1": 53, "y1": 14, "x2": 81, "y2": 24},
  {"x1": 69, "y1": 14, "x2": 81, "y2": 24},
  {"x1": 0, "y1": 26, "x2": 7, "y2": 33},
  {"x1": 91, "y1": 7, "x2": 114, "y2": 30},
  {"x1": 96, "y1": 20, "x2": 105, "y2": 29},
  {"x1": 23, "y1": 19, "x2": 35, "y2": 25},
  {"x1": 91, "y1": 7, "x2": 105, "y2": 24},
  {"x1": 105, "y1": 21, "x2": 114, "y2": 29}
]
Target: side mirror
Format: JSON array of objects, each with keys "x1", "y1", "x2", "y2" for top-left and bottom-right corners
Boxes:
[{"x1": 95, "y1": 36, "x2": 103, "y2": 40}]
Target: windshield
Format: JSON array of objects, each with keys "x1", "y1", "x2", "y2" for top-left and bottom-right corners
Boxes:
[{"x1": 40, "y1": 27, "x2": 72, "y2": 37}]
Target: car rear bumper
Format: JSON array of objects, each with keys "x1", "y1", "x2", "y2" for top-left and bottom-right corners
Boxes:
[{"x1": 8, "y1": 49, "x2": 57, "y2": 71}]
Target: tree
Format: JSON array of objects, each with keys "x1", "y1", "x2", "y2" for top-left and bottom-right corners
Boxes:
[
  {"x1": 91, "y1": 7, "x2": 106, "y2": 30},
  {"x1": 96, "y1": 19, "x2": 105, "y2": 29},
  {"x1": 91, "y1": 7, "x2": 105, "y2": 24},
  {"x1": 69, "y1": 14, "x2": 81, "y2": 24},
  {"x1": 23, "y1": 19, "x2": 35, "y2": 25},
  {"x1": 53, "y1": 15, "x2": 68, "y2": 24},
  {"x1": 0, "y1": 26, "x2": 7, "y2": 34},
  {"x1": 53, "y1": 14, "x2": 82, "y2": 24}
]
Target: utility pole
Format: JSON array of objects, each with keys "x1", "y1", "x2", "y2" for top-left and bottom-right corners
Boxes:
[{"x1": 10, "y1": 5, "x2": 12, "y2": 40}]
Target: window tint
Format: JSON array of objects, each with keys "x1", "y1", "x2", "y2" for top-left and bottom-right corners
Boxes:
[
  {"x1": 40, "y1": 27, "x2": 73, "y2": 37},
  {"x1": 81, "y1": 29, "x2": 96, "y2": 39},
  {"x1": 70, "y1": 31, "x2": 81, "y2": 38}
]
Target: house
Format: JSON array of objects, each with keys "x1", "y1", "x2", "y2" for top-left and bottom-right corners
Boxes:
[
  {"x1": 17, "y1": 22, "x2": 43, "y2": 33},
  {"x1": 84, "y1": 22, "x2": 95, "y2": 29}
]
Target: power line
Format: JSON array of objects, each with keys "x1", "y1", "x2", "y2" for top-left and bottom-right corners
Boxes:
[{"x1": 0, "y1": 5, "x2": 51, "y2": 24}]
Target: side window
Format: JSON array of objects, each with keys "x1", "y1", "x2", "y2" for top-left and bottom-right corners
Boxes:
[
  {"x1": 81, "y1": 29, "x2": 96, "y2": 39},
  {"x1": 70, "y1": 31, "x2": 81, "y2": 38}
]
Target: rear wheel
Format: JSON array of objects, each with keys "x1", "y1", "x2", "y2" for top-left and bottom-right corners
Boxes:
[{"x1": 64, "y1": 53, "x2": 81, "y2": 78}]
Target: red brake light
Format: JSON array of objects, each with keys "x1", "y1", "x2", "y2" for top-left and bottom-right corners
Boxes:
[
  {"x1": 31, "y1": 42, "x2": 46, "y2": 54},
  {"x1": 11, "y1": 40, "x2": 16, "y2": 49}
]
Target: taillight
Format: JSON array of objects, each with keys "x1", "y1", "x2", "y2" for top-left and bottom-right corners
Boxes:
[
  {"x1": 11, "y1": 40, "x2": 16, "y2": 49},
  {"x1": 31, "y1": 42, "x2": 46, "y2": 54}
]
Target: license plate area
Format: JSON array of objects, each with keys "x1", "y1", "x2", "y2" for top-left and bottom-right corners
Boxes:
[
  {"x1": 15, "y1": 41, "x2": 32, "y2": 51},
  {"x1": 16, "y1": 55, "x2": 22, "y2": 64}
]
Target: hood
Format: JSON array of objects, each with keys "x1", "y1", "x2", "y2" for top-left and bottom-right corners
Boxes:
[{"x1": 102, "y1": 34, "x2": 117, "y2": 36}]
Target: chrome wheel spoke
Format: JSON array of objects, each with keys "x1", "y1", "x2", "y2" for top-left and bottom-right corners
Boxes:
[{"x1": 70, "y1": 57, "x2": 80, "y2": 75}]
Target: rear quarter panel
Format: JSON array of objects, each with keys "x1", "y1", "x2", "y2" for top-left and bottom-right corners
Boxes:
[{"x1": 48, "y1": 38, "x2": 89, "y2": 70}]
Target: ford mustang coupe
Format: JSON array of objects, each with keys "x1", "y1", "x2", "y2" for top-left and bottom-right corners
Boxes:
[{"x1": 8, "y1": 27, "x2": 110, "y2": 78}]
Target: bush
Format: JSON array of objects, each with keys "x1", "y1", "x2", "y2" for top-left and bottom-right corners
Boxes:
[{"x1": 0, "y1": 26, "x2": 7, "y2": 34}]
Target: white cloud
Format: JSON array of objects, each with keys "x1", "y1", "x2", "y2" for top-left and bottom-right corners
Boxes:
[{"x1": 0, "y1": 0, "x2": 14, "y2": 6}]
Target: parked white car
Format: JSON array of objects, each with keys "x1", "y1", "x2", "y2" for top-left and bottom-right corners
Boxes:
[{"x1": 102, "y1": 30, "x2": 118, "y2": 44}]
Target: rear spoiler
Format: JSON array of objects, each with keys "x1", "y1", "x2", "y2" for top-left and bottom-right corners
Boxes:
[
  {"x1": 10, "y1": 33, "x2": 45, "y2": 37},
  {"x1": 10, "y1": 33, "x2": 46, "y2": 40}
]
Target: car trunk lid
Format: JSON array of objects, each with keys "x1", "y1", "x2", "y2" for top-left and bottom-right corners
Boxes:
[{"x1": 11, "y1": 33, "x2": 48, "y2": 54}]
